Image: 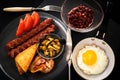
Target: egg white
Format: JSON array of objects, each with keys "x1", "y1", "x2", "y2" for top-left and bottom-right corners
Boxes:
[{"x1": 77, "y1": 45, "x2": 108, "y2": 75}]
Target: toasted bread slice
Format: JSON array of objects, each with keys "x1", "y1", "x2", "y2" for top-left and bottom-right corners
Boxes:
[{"x1": 15, "y1": 44, "x2": 38, "y2": 75}]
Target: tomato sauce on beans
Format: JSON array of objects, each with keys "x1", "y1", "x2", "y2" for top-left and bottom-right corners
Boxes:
[{"x1": 68, "y1": 4, "x2": 94, "y2": 29}]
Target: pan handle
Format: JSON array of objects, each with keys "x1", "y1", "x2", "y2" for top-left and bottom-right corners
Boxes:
[{"x1": 96, "y1": 0, "x2": 113, "y2": 39}]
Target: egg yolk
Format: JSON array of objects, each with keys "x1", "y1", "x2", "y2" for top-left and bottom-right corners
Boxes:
[{"x1": 82, "y1": 50, "x2": 97, "y2": 65}]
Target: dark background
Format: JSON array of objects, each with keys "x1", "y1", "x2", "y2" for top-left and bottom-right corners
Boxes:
[{"x1": 0, "y1": 0, "x2": 120, "y2": 80}]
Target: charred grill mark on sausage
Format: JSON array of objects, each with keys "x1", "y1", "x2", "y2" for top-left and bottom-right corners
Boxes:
[
  {"x1": 6, "y1": 18, "x2": 52, "y2": 50},
  {"x1": 8, "y1": 24, "x2": 56, "y2": 58}
]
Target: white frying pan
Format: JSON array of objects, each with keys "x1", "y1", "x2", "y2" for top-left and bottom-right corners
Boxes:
[
  {"x1": 71, "y1": 1, "x2": 115, "y2": 80},
  {"x1": 71, "y1": 37, "x2": 115, "y2": 80}
]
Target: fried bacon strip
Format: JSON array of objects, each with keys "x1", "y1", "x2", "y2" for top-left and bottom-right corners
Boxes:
[
  {"x1": 6, "y1": 18, "x2": 52, "y2": 50},
  {"x1": 8, "y1": 24, "x2": 56, "y2": 58}
]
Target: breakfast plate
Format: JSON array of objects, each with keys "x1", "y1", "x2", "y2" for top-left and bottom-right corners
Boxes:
[{"x1": 0, "y1": 12, "x2": 67, "y2": 80}]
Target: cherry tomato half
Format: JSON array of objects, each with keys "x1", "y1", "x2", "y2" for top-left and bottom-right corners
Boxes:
[
  {"x1": 16, "y1": 18, "x2": 25, "y2": 37},
  {"x1": 31, "y1": 11, "x2": 40, "y2": 27},
  {"x1": 24, "y1": 13, "x2": 33, "y2": 31}
]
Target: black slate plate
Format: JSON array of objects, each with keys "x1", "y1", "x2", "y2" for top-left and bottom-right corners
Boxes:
[{"x1": 0, "y1": 12, "x2": 67, "y2": 80}]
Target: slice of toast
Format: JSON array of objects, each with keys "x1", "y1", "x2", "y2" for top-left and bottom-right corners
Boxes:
[{"x1": 15, "y1": 44, "x2": 38, "y2": 75}]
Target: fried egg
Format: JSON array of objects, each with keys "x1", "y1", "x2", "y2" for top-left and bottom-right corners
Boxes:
[{"x1": 77, "y1": 45, "x2": 108, "y2": 75}]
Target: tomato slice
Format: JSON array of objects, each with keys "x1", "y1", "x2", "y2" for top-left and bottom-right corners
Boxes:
[
  {"x1": 31, "y1": 11, "x2": 40, "y2": 27},
  {"x1": 16, "y1": 18, "x2": 25, "y2": 37},
  {"x1": 16, "y1": 12, "x2": 40, "y2": 36},
  {"x1": 24, "y1": 13, "x2": 33, "y2": 31}
]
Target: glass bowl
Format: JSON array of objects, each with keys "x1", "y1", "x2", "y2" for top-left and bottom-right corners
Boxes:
[
  {"x1": 61, "y1": 0, "x2": 104, "y2": 33},
  {"x1": 37, "y1": 33, "x2": 65, "y2": 59}
]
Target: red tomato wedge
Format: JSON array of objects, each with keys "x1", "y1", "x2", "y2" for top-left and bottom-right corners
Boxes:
[
  {"x1": 31, "y1": 11, "x2": 40, "y2": 27},
  {"x1": 16, "y1": 18, "x2": 25, "y2": 37},
  {"x1": 24, "y1": 13, "x2": 33, "y2": 31},
  {"x1": 16, "y1": 11, "x2": 40, "y2": 37}
]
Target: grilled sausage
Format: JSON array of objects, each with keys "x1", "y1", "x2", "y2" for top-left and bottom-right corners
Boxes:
[
  {"x1": 8, "y1": 24, "x2": 56, "y2": 58},
  {"x1": 6, "y1": 18, "x2": 52, "y2": 50}
]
